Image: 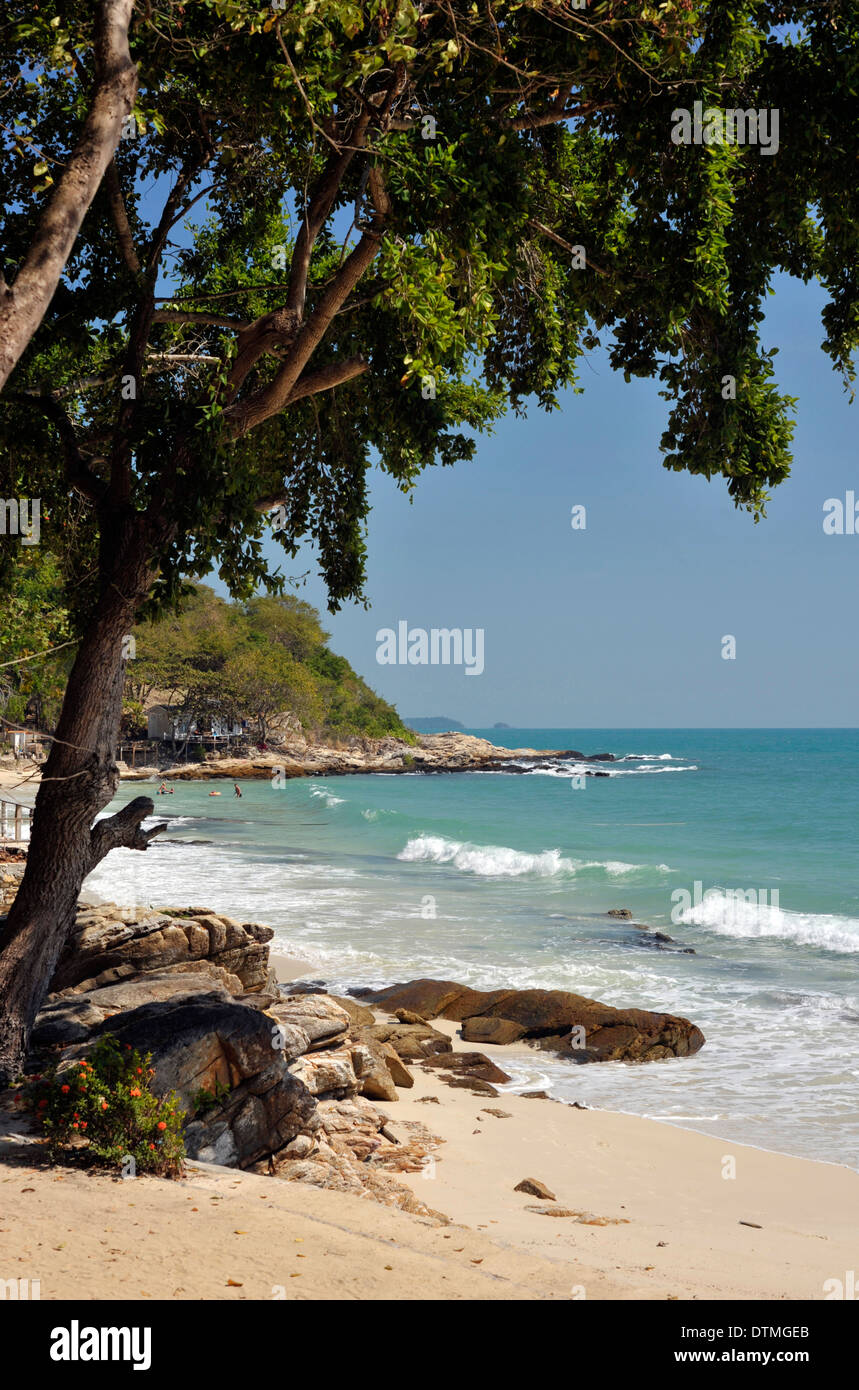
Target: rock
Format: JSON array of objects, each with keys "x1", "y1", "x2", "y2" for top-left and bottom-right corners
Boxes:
[
  {"x1": 50, "y1": 992, "x2": 317, "y2": 1168},
  {"x1": 348, "y1": 1041, "x2": 399, "y2": 1102},
  {"x1": 481, "y1": 1108, "x2": 513, "y2": 1118},
  {"x1": 514, "y1": 1177, "x2": 556, "y2": 1200},
  {"x1": 328, "y1": 994, "x2": 376, "y2": 1027},
  {"x1": 288, "y1": 1048, "x2": 358, "y2": 1098},
  {"x1": 358, "y1": 1022, "x2": 452, "y2": 1061},
  {"x1": 607, "y1": 909, "x2": 633, "y2": 919},
  {"x1": 445, "y1": 1076, "x2": 499, "y2": 1097},
  {"x1": 50, "y1": 907, "x2": 275, "y2": 994},
  {"x1": 380, "y1": 1043, "x2": 415, "y2": 1089},
  {"x1": 525, "y1": 1206, "x2": 577, "y2": 1218},
  {"x1": 269, "y1": 995, "x2": 351, "y2": 1049},
  {"x1": 394, "y1": 1008, "x2": 427, "y2": 1025},
  {"x1": 520, "y1": 1090, "x2": 550, "y2": 1099},
  {"x1": 184, "y1": 1063, "x2": 316, "y2": 1168},
  {"x1": 422, "y1": 1051, "x2": 511, "y2": 1084},
  {"x1": 460, "y1": 1016, "x2": 527, "y2": 1045},
  {"x1": 284, "y1": 979, "x2": 328, "y2": 996},
  {"x1": 363, "y1": 978, "x2": 704, "y2": 1064},
  {"x1": 32, "y1": 969, "x2": 240, "y2": 1047},
  {"x1": 69, "y1": 994, "x2": 292, "y2": 1112}
]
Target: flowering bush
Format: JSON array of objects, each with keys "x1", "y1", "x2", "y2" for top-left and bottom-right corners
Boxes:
[{"x1": 18, "y1": 1034, "x2": 185, "y2": 1177}]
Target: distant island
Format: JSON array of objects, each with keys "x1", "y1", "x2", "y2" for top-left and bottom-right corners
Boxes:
[
  {"x1": 404, "y1": 716, "x2": 465, "y2": 733},
  {"x1": 493, "y1": 722, "x2": 511, "y2": 729}
]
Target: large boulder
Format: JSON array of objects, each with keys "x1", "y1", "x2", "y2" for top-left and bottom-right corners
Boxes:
[
  {"x1": 364, "y1": 979, "x2": 705, "y2": 1063},
  {"x1": 32, "y1": 968, "x2": 243, "y2": 1047},
  {"x1": 50, "y1": 904, "x2": 275, "y2": 994}
]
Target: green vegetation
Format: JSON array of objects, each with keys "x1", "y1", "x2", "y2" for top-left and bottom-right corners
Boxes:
[
  {"x1": 0, "y1": 547, "x2": 72, "y2": 733},
  {"x1": 16, "y1": 1034, "x2": 185, "y2": 1178},
  {"x1": 128, "y1": 583, "x2": 414, "y2": 745},
  {"x1": 190, "y1": 1079, "x2": 232, "y2": 1118}
]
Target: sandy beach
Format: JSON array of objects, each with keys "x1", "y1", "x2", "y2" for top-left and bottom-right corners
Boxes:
[{"x1": 2, "y1": 946, "x2": 851, "y2": 1303}]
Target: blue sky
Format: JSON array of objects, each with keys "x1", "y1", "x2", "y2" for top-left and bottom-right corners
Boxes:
[{"x1": 248, "y1": 272, "x2": 858, "y2": 728}]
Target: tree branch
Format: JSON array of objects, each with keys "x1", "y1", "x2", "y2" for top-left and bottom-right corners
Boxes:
[
  {"x1": 0, "y1": 0, "x2": 138, "y2": 393},
  {"x1": 104, "y1": 157, "x2": 141, "y2": 276},
  {"x1": 152, "y1": 310, "x2": 252, "y2": 330},
  {"x1": 88, "y1": 796, "x2": 166, "y2": 870}
]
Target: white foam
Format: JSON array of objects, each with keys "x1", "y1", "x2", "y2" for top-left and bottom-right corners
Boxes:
[
  {"x1": 397, "y1": 835, "x2": 576, "y2": 878},
  {"x1": 680, "y1": 890, "x2": 859, "y2": 954},
  {"x1": 308, "y1": 784, "x2": 345, "y2": 808}
]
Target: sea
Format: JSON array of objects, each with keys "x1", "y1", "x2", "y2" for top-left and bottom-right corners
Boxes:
[{"x1": 85, "y1": 728, "x2": 859, "y2": 1170}]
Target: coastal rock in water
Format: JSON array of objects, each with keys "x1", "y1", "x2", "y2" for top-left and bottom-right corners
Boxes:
[
  {"x1": 607, "y1": 909, "x2": 633, "y2": 919},
  {"x1": 514, "y1": 1177, "x2": 556, "y2": 1200},
  {"x1": 364, "y1": 979, "x2": 704, "y2": 1063},
  {"x1": 423, "y1": 1051, "x2": 512, "y2": 1085},
  {"x1": 460, "y1": 1016, "x2": 527, "y2": 1045}
]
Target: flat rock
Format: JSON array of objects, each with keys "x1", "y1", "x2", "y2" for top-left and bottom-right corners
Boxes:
[{"x1": 422, "y1": 1051, "x2": 511, "y2": 1084}]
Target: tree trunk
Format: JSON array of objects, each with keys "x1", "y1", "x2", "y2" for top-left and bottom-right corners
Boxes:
[{"x1": 0, "y1": 528, "x2": 163, "y2": 1086}]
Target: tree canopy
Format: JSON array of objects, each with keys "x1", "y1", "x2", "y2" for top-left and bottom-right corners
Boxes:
[{"x1": 3, "y1": 0, "x2": 857, "y2": 633}]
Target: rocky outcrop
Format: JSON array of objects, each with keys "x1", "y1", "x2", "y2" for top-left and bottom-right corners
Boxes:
[
  {"x1": 365, "y1": 978, "x2": 705, "y2": 1063},
  {"x1": 119, "y1": 732, "x2": 617, "y2": 781},
  {"x1": 49, "y1": 902, "x2": 276, "y2": 996},
  {"x1": 24, "y1": 903, "x2": 425, "y2": 1210}
]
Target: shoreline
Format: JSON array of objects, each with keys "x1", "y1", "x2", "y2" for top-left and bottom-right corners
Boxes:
[
  {"x1": 266, "y1": 952, "x2": 859, "y2": 1301},
  {"x1": 269, "y1": 952, "x2": 857, "y2": 1177}
]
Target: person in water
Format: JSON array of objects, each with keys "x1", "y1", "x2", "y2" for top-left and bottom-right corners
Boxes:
[
  {"x1": 158, "y1": 782, "x2": 167, "y2": 795},
  {"x1": 234, "y1": 784, "x2": 242, "y2": 798}
]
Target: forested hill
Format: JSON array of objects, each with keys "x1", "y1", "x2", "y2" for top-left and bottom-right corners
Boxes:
[{"x1": 125, "y1": 585, "x2": 413, "y2": 745}]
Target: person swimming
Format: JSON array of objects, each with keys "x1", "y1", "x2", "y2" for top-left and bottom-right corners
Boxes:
[{"x1": 234, "y1": 784, "x2": 242, "y2": 798}]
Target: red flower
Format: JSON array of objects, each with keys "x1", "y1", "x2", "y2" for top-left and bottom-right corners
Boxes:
[
  {"x1": 81, "y1": 1122, "x2": 87, "y2": 1129},
  {"x1": 149, "y1": 1143, "x2": 156, "y2": 1150},
  {"x1": 100, "y1": 1101, "x2": 108, "y2": 1111},
  {"x1": 129, "y1": 1087, "x2": 141, "y2": 1098},
  {"x1": 156, "y1": 1121, "x2": 167, "y2": 1131},
  {"x1": 38, "y1": 1099, "x2": 47, "y2": 1109},
  {"x1": 71, "y1": 1122, "x2": 79, "y2": 1129},
  {"x1": 61, "y1": 1084, "x2": 70, "y2": 1093}
]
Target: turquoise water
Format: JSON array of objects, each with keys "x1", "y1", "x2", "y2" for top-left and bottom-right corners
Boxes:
[{"x1": 87, "y1": 729, "x2": 859, "y2": 1168}]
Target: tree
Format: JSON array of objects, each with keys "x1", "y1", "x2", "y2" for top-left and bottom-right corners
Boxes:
[
  {"x1": 1, "y1": 0, "x2": 858, "y2": 1082},
  {"x1": 0, "y1": 2, "x2": 138, "y2": 391}
]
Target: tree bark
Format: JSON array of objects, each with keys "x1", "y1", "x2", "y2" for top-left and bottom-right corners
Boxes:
[
  {"x1": 0, "y1": 519, "x2": 163, "y2": 1086},
  {"x1": 0, "y1": 0, "x2": 138, "y2": 393}
]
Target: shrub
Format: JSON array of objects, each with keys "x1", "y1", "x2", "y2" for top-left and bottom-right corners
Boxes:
[
  {"x1": 191, "y1": 1079, "x2": 231, "y2": 1117},
  {"x1": 18, "y1": 1034, "x2": 185, "y2": 1177}
]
